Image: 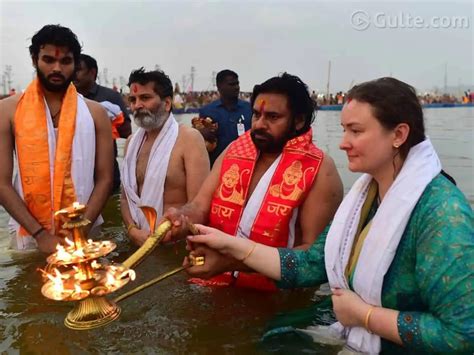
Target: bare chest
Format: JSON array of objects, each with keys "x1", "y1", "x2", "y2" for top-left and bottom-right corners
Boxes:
[{"x1": 135, "y1": 139, "x2": 186, "y2": 206}]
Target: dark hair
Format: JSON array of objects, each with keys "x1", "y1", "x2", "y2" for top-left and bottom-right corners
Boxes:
[
  {"x1": 250, "y1": 72, "x2": 316, "y2": 136},
  {"x1": 29, "y1": 24, "x2": 82, "y2": 66},
  {"x1": 80, "y1": 54, "x2": 98, "y2": 79},
  {"x1": 128, "y1": 67, "x2": 173, "y2": 99},
  {"x1": 216, "y1": 69, "x2": 238, "y2": 86},
  {"x1": 347, "y1": 77, "x2": 425, "y2": 159}
]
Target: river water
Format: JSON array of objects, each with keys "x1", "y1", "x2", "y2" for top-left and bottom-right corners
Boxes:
[{"x1": 0, "y1": 107, "x2": 472, "y2": 353}]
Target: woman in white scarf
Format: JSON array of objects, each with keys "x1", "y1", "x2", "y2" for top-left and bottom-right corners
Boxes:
[{"x1": 182, "y1": 78, "x2": 473, "y2": 354}]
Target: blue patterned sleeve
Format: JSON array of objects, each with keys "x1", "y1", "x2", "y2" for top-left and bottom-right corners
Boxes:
[
  {"x1": 276, "y1": 227, "x2": 329, "y2": 289},
  {"x1": 397, "y1": 179, "x2": 474, "y2": 352}
]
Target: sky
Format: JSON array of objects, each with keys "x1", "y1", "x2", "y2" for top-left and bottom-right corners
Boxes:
[{"x1": 0, "y1": 0, "x2": 472, "y2": 94}]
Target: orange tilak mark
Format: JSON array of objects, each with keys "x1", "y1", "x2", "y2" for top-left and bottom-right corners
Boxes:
[{"x1": 259, "y1": 99, "x2": 266, "y2": 113}]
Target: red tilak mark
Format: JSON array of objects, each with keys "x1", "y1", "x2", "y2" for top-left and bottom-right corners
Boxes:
[
  {"x1": 259, "y1": 100, "x2": 266, "y2": 113},
  {"x1": 132, "y1": 84, "x2": 138, "y2": 93},
  {"x1": 55, "y1": 48, "x2": 60, "y2": 57}
]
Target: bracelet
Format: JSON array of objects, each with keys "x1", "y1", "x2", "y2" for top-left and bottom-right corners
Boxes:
[
  {"x1": 32, "y1": 226, "x2": 45, "y2": 238},
  {"x1": 240, "y1": 242, "x2": 257, "y2": 263},
  {"x1": 127, "y1": 223, "x2": 138, "y2": 233},
  {"x1": 364, "y1": 306, "x2": 375, "y2": 334}
]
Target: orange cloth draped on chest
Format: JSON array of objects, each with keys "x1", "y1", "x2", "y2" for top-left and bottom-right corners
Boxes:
[
  {"x1": 14, "y1": 79, "x2": 77, "y2": 236},
  {"x1": 191, "y1": 129, "x2": 323, "y2": 290}
]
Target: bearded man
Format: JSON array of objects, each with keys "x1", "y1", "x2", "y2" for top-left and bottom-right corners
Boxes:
[
  {"x1": 0, "y1": 24, "x2": 114, "y2": 252},
  {"x1": 120, "y1": 68, "x2": 209, "y2": 246},
  {"x1": 164, "y1": 73, "x2": 344, "y2": 290}
]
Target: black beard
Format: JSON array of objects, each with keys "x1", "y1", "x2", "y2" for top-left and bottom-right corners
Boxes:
[
  {"x1": 37, "y1": 69, "x2": 72, "y2": 92},
  {"x1": 250, "y1": 130, "x2": 289, "y2": 153}
]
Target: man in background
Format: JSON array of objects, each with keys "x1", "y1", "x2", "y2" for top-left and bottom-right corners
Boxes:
[
  {"x1": 199, "y1": 70, "x2": 252, "y2": 166},
  {"x1": 75, "y1": 54, "x2": 131, "y2": 192}
]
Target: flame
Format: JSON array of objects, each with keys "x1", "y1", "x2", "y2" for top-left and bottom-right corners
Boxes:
[
  {"x1": 64, "y1": 238, "x2": 74, "y2": 247},
  {"x1": 91, "y1": 260, "x2": 100, "y2": 269},
  {"x1": 56, "y1": 245, "x2": 73, "y2": 262},
  {"x1": 105, "y1": 271, "x2": 117, "y2": 287},
  {"x1": 74, "y1": 283, "x2": 82, "y2": 293},
  {"x1": 46, "y1": 268, "x2": 67, "y2": 298}
]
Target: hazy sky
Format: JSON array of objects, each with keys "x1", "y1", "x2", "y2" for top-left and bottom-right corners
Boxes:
[{"x1": 0, "y1": 0, "x2": 472, "y2": 93}]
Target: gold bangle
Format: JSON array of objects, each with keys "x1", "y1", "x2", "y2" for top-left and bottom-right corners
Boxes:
[
  {"x1": 364, "y1": 306, "x2": 375, "y2": 334},
  {"x1": 240, "y1": 242, "x2": 257, "y2": 263},
  {"x1": 127, "y1": 223, "x2": 138, "y2": 233}
]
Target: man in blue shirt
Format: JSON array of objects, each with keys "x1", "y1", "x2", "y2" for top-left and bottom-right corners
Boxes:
[{"x1": 199, "y1": 70, "x2": 252, "y2": 166}]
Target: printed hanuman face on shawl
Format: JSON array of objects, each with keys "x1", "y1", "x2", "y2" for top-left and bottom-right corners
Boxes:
[
  {"x1": 128, "y1": 67, "x2": 174, "y2": 131},
  {"x1": 29, "y1": 25, "x2": 82, "y2": 92},
  {"x1": 283, "y1": 161, "x2": 303, "y2": 186},
  {"x1": 222, "y1": 164, "x2": 240, "y2": 188},
  {"x1": 249, "y1": 73, "x2": 316, "y2": 153}
]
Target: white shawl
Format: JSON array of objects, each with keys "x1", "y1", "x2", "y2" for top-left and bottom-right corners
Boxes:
[
  {"x1": 237, "y1": 155, "x2": 297, "y2": 248},
  {"x1": 121, "y1": 113, "x2": 179, "y2": 230},
  {"x1": 9, "y1": 94, "x2": 101, "y2": 249},
  {"x1": 324, "y1": 138, "x2": 441, "y2": 353}
]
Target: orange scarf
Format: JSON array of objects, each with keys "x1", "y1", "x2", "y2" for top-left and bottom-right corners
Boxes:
[
  {"x1": 111, "y1": 111, "x2": 124, "y2": 139},
  {"x1": 14, "y1": 79, "x2": 77, "y2": 236}
]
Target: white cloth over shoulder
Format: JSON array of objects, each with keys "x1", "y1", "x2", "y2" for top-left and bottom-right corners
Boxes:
[
  {"x1": 121, "y1": 113, "x2": 179, "y2": 230},
  {"x1": 323, "y1": 138, "x2": 441, "y2": 354},
  {"x1": 9, "y1": 94, "x2": 101, "y2": 250},
  {"x1": 237, "y1": 155, "x2": 297, "y2": 248}
]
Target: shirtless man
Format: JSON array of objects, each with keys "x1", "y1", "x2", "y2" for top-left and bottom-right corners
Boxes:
[
  {"x1": 121, "y1": 68, "x2": 209, "y2": 246},
  {"x1": 0, "y1": 25, "x2": 113, "y2": 252},
  {"x1": 165, "y1": 73, "x2": 343, "y2": 289}
]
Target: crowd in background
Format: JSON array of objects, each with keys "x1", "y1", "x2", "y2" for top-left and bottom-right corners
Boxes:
[{"x1": 2, "y1": 86, "x2": 473, "y2": 108}]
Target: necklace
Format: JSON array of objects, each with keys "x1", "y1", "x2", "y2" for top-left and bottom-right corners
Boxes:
[
  {"x1": 51, "y1": 109, "x2": 61, "y2": 120},
  {"x1": 50, "y1": 108, "x2": 61, "y2": 127}
]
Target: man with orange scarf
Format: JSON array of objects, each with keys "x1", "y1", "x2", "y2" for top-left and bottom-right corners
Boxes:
[
  {"x1": 0, "y1": 25, "x2": 113, "y2": 253},
  {"x1": 164, "y1": 73, "x2": 344, "y2": 290}
]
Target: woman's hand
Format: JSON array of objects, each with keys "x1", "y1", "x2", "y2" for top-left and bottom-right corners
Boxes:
[
  {"x1": 331, "y1": 288, "x2": 372, "y2": 328},
  {"x1": 183, "y1": 245, "x2": 240, "y2": 279},
  {"x1": 186, "y1": 224, "x2": 248, "y2": 258}
]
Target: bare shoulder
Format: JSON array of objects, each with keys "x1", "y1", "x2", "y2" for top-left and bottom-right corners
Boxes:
[
  {"x1": 84, "y1": 98, "x2": 107, "y2": 116},
  {"x1": 311, "y1": 152, "x2": 343, "y2": 198},
  {"x1": 83, "y1": 98, "x2": 109, "y2": 126},
  {"x1": 319, "y1": 153, "x2": 338, "y2": 177},
  {"x1": 176, "y1": 124, "x2": 206, "y2": 147},
  {"x1": 178, "y1": 124, "x2": 203, "y2": 140},
  {"x1": 0, "y1": 94, "x2": 22, "y2": 123}
]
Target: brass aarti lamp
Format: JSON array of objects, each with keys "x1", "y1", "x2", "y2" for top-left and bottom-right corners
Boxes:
[{"x1": 40, "y1": 203, "x2": 203, "y2": 330}]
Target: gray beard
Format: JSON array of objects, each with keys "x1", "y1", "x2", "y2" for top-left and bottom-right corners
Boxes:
[{"x1": 134, "y1": 111, "x2": 169, "y2": 131}]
